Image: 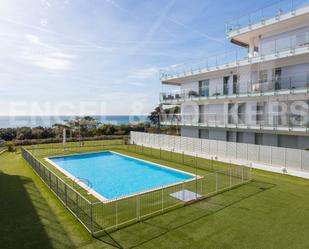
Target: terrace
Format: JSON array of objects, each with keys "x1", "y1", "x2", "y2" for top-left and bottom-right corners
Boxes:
[
  {"x1": 160, "y1": 29, "x2": 309, "y2": 83},
  {"x1": 160, "y1": 72, "x2": 309, "y2": 104},
  {"x1": 226, "y1": 0, "x2": 309, "y2": 38},
  {"x1": 160, "y1": 113, "x2": 309, "y2": 133}
]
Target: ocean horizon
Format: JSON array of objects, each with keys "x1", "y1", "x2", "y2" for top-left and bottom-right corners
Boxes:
[{"x1": 0, "y1": 115, "x2": 149, "y2": 128}]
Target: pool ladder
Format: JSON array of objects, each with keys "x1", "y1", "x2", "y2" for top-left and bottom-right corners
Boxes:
[{"x1": 75, "y1": 177, "x2": 93, "y2": 191}]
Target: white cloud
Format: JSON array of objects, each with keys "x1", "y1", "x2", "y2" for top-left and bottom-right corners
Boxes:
[
  {"x1": 40, "y1": 19, "x2": 48, "y2": 26},
  {"x1": 26, "y1": 34, "x2": 43, "y2": 46},
  {"x1": 41, "y1": 0, "x2": 51, "y2": 8},
  {"x1": 48, "y1": 52, "x2": 77, "y2": 59},
  {"x1": 23, "y1": 34, "x2": 76, "y2": 71},
  {"x1": 32, "y1": 55, "x2": 73, "y2": 70},
  {"x1": 128, "y1": 67, "x2": 159, "y2": 79}
]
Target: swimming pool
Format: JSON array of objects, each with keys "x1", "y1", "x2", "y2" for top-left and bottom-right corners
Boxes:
[{"x1": 46, "y1": 151, "x2": 195, "y2": 201}]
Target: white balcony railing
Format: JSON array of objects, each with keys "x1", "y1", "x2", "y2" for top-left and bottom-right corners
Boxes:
[
  {"x1": 160, "y1": 73, "x2": 309, "y2": 103},
  {"x1": 160, "y1": 113, "x2": 309, "y2": 130},
  {"x1": 160, "y1": 29, "x2": 309, "y2": 81},
  {"x1": 225, "y1": 0, "x2": 309, "y2": 35}
]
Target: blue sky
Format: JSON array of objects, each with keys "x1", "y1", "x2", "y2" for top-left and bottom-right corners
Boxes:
[{"x1": 0, "y1": 0, "x2": 272, "y2": 116}]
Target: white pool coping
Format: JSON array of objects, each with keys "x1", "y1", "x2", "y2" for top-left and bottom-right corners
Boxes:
[{"x1": 44, "y1": 150, "x2": 201, "y2": 204}]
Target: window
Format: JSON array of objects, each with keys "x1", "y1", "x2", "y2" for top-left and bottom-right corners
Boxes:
[
  {"x1": 198, "y1": 80, "x2": 209, "y2": 97},
  {"x1": 255, "y1": 133, "x2": 263, "y2": 145},
  {"x1": 259, "y1": 70, "x2": 268, "y2": 83},
  {"x1": 223, "y1": 76, "x2": 229, "y2": 95},
  {"x1": 274, "y1": 68, "x2": 281, "y2": 90},
  {"x1": 233, "y1": 75, "x2": 238, "y2": 94}
]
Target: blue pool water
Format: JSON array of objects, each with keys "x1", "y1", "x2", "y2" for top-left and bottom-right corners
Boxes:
[{"x1": 48, "y1": 152, "x2": 194, "y2": 200}]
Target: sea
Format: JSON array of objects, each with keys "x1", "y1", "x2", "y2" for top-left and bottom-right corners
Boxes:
[{"x1": 0, "y1": 115, "x2": 149, "y2": 128}]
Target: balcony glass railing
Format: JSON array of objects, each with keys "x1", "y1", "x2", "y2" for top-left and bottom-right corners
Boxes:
[
  {"x1": 160, "y1": 113, "x2": 309, "y2": 129},
  {"x1": 160, "y1": 73, "x2": 309, "y2": 102},
  {"x1": 160, "y1": 29, "x2": 309, "y2": 81},
  {"x1": 160, "y1": 48, "x2": 248, "y2": 80},
  {"x1": 226, "y1": 0, "x2": 309, "y2": 34}
]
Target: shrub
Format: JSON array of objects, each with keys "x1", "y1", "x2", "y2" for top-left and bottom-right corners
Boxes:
[{"x1": 6, "y1": 142, "x2": 16, "y2": 152}]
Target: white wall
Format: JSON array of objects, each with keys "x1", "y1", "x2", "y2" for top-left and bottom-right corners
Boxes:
[
  {"x1": 245, "y1": 102, "x2": 257, "y2": 125},
  {"x1": 131, "y1": 132, "x2": 309, "y2": 178},
  {"x1": 199, "y1": 105, "x2": 208, "y2": 123},
  {"x1": 238, "y1": 65, "x2": 252, "y2": 93}
]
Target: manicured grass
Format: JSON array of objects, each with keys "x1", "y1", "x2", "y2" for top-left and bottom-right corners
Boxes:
[
  {"x1": 25, "y1": 144, "x2": 247, "y2": 233},
  {"x1": 1, "y1": 148, "x2": 309, "y2": 248}
]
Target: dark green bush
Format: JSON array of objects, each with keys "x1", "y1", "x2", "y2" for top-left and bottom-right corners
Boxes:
[{"x1": 6, "y1": 142, "x2": 15, "y2": 152}]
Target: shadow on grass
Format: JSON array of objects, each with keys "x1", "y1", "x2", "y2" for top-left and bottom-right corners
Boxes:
[
  {"x1": 0, "y1": 170, "x2": 75, "y2": 249},
  {"x1": 103, "y1": 180, "x2": 276, "y2": 249}
]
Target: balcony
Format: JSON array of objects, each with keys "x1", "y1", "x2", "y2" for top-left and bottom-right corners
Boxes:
[
  {"x1": 160, "y1": 73, "x2": 309, "y2": 104},
  {"x1": 160, "y1": 113, "x2": 309, "y2": 133},
  {"x1": 160, "y1": 29, "x2": 309, "y2": 83},
  {"x1": 226, "y1": 0, "x2": 309, "y2": 37}
]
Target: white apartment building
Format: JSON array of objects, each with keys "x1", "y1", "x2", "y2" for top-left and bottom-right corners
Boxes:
[{"x1": 159, "y1": 0, "x2": 309, "y2": 150}]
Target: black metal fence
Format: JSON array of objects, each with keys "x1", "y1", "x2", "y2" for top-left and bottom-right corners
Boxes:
[{"x1": 22, "y1": 142, "x2": 252, "y2": 235}]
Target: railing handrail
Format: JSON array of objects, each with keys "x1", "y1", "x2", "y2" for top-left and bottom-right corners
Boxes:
[
  {"x1": 160, "y1": 112, "x2": 309, "y2": 128},
  {"x1": 225, "y1": 0, "x2": 309, "y2": 34},
  {"x1": 161, "y1": 71, "x2": 309, "y2": 92},
  {"x1": 161, "y1": 113, "x2": 309, "y2": 117},
  {"x1": 160, "y1": 28, "x2": 309, "y2": 80},
  {"x1": 160, "y1": 72, "x2": 309, "y2": 102}
]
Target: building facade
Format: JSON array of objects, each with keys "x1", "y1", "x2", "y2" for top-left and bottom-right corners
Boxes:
[{"x1": 160, "y1": 0, "x2": 309, "y2": 150}]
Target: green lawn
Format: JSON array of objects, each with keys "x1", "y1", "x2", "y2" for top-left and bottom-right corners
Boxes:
[{"x1": 1, "y1": 148, "x2": 309, "y2": 249}]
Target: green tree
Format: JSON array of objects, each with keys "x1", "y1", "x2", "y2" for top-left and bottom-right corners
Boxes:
[{"x1": 148, "y1": 105, "x2": 163, "y2": 127}]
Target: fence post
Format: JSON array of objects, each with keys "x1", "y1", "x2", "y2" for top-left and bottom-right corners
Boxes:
[
  {"x1": 90, "y1": 203, "x2": 94, "y2": 235},
  {"x1": 182, "y1": 152, "x2": 184, "y2": 164},
  {"x1": 115, "y1": 199, "x2": 118, "y2": 229},
  {"x1": 136, "y1": 194, "x2": 140, "y2": 221},
  {"x1": 161, "y1": 187, "x2": 164, "y2": 211},
  {"x1": 160, "y1": 148, "x2": 162, "y2": 159},
  {"x1": 229, "y1": 167, "x2": 232, "y2": 187},
  {"x1": 215, "y1": 172, "x2": 218, "y2": 192},
  {"x1": 195, "y1": 160, "x2": 198, "y2": 199},
  {"x1": 49, "y1": 171, "x2": 51, "y2": 188},
  {"x1": 241, "y1": 166, "x2": 244, "y2": 183},
  {"x1": 76, "y1": 193, "x2": 79, "y2": 214},
  {"x1": 65, "y1": 185, "x2": 68, "y2": 206},
  {"x1": 182, "y1": 181, "x2": 185, "y2": 201},
  {"x1": 56, "y1": 177, "x2": 59, "y2": 195}
]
